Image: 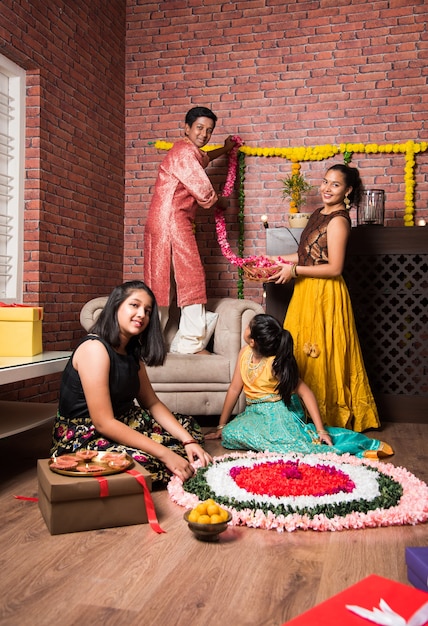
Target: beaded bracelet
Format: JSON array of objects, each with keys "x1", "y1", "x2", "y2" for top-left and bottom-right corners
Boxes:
[{"x1": 182, "y1": 439, "x2": 198, "y2": 446}]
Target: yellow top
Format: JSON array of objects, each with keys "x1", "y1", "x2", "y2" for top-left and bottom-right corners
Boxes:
[{"x1": 240, "y1": 345, "x2": 280, "y2": 402}]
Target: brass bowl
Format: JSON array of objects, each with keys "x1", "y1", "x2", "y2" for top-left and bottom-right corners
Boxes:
[{"x1": 184, "y1": 510, "x2": 232, "y2": 542}]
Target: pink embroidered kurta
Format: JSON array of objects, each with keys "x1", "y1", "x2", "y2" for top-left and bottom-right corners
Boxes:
[{"x1": 144, "y1": 138, "x2": 218, "y2": 308}]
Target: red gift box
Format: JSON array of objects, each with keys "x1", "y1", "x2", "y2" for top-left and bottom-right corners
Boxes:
[
  {"x1": 406, "y1": 547, "x2": 428, "y2": 592},
  {"x1": 284, "y1": 575, "x2": 428, "y2": 625}
]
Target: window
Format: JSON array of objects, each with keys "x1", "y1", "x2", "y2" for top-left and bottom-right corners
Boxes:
[{"x1": 0, "y1": 54, "x2": 25, "y2": 302}]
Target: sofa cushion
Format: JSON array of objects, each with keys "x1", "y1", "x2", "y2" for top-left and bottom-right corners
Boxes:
[{"x1": 146, "y1": 353, "x2": 230, "y2": 384}]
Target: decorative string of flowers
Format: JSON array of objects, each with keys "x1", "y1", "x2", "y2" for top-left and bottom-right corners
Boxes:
[
  {"x1": 215, "y1": 209, "x2": 288, "y2": 280},
  {"x1": 238, "y1": 140, "x2": 428, "y2": 227},
  {"x1": 167, "y1": 451, "x2": 428, "y2": 533},
  {"x1": 213, "y1": 135, "x2": 292, "y2": 292},
  {"x1": 151, "y1": 137, "x2": 427, "y2": 296},
  {"x1": 213, "y1": 136, "x2": 265, "y2": 269},
  {"x1": 153, "y1": 138, "x2": 427, "y2": 227},
  {"x1": 239, "y1": 144, "x2": 341, "y2": 161},
  {"x1": 338, "y1": 140, "x2": 427, "y2": 227},
  {"x1": 236, "y1": 152, "x2": 246, "y2": 299},
  {"x1": 221, "y1": 135, "x2": 243, "y2": 195}
]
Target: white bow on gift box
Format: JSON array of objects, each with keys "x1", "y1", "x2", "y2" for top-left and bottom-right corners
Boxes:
[{"x1": 346, "y1": 599, "x2": 428, "y2": 626}]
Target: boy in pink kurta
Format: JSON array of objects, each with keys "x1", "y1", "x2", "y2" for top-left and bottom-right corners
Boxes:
[{"x1": 144, "y1": 106, "x2": 237, "y2": 354}]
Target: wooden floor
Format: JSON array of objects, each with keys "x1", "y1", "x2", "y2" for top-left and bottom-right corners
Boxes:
[{"x1": 0, "y1": 419, "x2": 427, "y2": 626}]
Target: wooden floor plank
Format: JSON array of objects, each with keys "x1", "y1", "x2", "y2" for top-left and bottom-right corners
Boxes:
[{"x1": 0, "y1": 420, "x2": 427, "y2": 626}]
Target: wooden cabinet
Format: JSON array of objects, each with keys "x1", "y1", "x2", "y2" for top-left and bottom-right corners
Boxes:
[{"x1": 265, "y1": 227, "x2": 428, "y2": 423}]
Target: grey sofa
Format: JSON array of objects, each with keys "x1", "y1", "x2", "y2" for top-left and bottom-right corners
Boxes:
[{"x1": 80, "y1": 296, "x2": 264, "y2": 416}]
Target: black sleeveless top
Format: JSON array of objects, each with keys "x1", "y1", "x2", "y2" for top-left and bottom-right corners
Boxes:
[
  {"x1": 297, "y1": 207, "x2": 351, "y2": 266},
  {"x1": 58, "y1": 335, "x2": 140, "y2": 420}
]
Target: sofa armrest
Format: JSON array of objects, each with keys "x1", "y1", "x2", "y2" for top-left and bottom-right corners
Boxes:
[
  {"x1": 80, "y1": 297, "x2": 108, "y2": 332},
  {"x1": 208, "y1": 298, "x2": 264, "y2": 375}
]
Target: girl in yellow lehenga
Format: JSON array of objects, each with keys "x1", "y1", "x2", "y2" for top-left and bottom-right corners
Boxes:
[{"x1": 271, "y1": 164, "x2": 379, "y2": 432}]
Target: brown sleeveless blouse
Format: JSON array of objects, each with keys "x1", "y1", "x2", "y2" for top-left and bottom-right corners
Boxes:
[{"x1": 297, "y1": 207, "x2": 351, "y2": 266}]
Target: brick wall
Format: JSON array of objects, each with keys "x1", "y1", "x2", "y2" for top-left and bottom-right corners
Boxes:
[
  {"x1": 0, "y1": 0, "x2": 426, "y2": 404},
  {"x1": 0, "y1": 0, "x2": 125, "y2": 402},
  {"x1": 125, "y1": 0, "x2": 428, "y2": 304}
]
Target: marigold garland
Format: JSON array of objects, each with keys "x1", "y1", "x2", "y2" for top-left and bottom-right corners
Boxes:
[
  {"x1": 151, "y1": 137, "x2": 427, "y2": 295},
  {"x1": 338, "y1": 140, "x2": 428, "y2": 227},
  {"x1": 152, "y1": 138, "x2": 427, "y2": 227}
]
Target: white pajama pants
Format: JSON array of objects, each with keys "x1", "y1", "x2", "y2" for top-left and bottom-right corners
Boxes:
[{"x1": 171, "y1": 303, "x2": 208, "y2": 354}]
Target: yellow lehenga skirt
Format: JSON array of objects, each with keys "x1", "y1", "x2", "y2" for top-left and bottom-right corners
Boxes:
[{"x1": 284, "y1": 275, "x2": 380, "y2": 432}]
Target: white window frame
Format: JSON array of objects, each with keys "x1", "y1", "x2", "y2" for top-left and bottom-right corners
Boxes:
[{"x1": 0, "y1": 54, "x2": 25, "y2": 302}]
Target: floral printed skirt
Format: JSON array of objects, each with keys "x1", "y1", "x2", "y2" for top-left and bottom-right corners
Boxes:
[{"x1": 51, "y1": 406, "x2": 204, "y2": 485}]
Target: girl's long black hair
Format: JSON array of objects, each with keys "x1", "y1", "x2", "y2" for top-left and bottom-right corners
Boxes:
[
  {"x1": 90, "y1": 280, "x2": 166, "y2": 367},
  {"x1": 249, "y1": 314, "x2": 299, "y2": 405}
]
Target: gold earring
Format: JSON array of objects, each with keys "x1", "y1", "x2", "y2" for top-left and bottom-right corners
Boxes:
[{"x1": 344, "y1": 195, "x2": 350, "y2": 208}]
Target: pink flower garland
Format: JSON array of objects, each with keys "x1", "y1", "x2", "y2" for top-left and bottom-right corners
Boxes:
[
  {"x1": 221, "y1": 135, "x2": 243, "y2": 197},
  {"x1": 216, "y1": 135, "x2": 292, "y2": 273},
  {"x1": 215, "y1": 208, "x2": 278, "y2": 269}
]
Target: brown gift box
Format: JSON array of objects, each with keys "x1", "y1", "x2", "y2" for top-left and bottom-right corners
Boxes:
[{"x1": 37, "y1": 458, "x2": 152, "y2": 535}]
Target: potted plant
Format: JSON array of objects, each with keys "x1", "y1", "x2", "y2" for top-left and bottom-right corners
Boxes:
[{"x1": 281, "y1": 163, "x2": 313, "y2": 228}]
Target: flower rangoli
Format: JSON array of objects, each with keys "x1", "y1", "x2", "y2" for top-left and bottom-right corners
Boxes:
[{"x1": 167, "y1": 451, "x2": 428, "y2": 532}]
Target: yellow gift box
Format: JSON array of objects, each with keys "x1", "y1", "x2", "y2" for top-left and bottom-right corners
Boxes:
[{"x1": 0, "y1": 306, "x2": 43, "y2": 356}]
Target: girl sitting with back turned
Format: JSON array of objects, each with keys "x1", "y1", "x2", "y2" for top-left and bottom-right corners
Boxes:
[{"x1": 206, "y1": 314, "x2": 393, "y2": 460}]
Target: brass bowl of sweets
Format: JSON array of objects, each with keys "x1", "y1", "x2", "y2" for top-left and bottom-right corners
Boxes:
[{"x1": 184, "y1": 499, "x2": 232, "y2": 542}]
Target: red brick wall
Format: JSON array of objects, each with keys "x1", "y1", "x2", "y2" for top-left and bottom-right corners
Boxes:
[
  {"x1": 0, "y1": 1, "x2": 125, "y2": 402},
  {"x1": 0, "y1": 1, "x2": 427, "y2": 404},
  {"x1": 125, "y1": 0, "x2": 428, "y2": 304}
]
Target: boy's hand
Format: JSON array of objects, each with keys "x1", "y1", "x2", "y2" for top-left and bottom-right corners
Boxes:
[{"x1": 224, "y1": 135, "x2": 236, "y2": 152}]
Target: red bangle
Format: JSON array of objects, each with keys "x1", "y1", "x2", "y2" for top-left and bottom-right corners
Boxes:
[{"x1": 182, "y1": 439, "x2": 198, "y2": 446}]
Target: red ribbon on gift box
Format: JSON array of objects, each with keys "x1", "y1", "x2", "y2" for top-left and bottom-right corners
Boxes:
[
  {"x1": 94, "y1": 475, "x2": 109, "y2": 497},
  {"x1": 0, "y1": 302, "x2": 38, "y2": 307},
  {"x1": 0, "y1": 302, "x2": 43, "y2": 320},
  {"x1": 125, "y1": 470, "x2": 166, "y2": 534},
  {"x1": 94, "y1": 471, "x2": 166, "y2": 534}
]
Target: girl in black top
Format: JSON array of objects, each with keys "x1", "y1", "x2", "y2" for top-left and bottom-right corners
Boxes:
[{"x1": 52, "y1": 280, "x2": 211, "y2": 484}]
